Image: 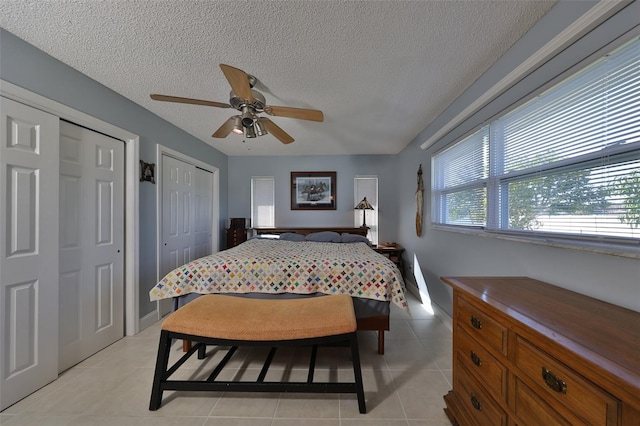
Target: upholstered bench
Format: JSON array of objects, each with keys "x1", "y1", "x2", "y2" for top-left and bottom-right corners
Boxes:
[{"x1": 149, "y1": 293, "x2": 366, "y2": 413}]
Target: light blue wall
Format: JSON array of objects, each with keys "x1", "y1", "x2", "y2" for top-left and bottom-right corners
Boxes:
[
  {"x1": 0, "y1": 29, "x2": 229, "y2": 318},
  {"x1": 395, "y1": 1, "x2": 640, "y2": 316},
  {"x1": 3, "y1": 0, "x2": 638, "y2": 324},
  {"x1": 228, "y1": 2, "x2": 640, "y2": 317},
  {"x1": 228, "y1": 155, "x2": 400, "y2": 243}
]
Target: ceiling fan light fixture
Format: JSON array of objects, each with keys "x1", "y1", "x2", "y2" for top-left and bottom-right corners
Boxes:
[
  {"x1": 241, "y1": 107, "x2": 255, "y2": 128},
  {"x1": 254, "y1": 119, "x2": 268, "y2": 137},
  {"x1": 231, "y1": 116, "x2": 243, "y2": 135},
  {"x1": 244, "y1": 125, "x2": 257, "y2": 138}
]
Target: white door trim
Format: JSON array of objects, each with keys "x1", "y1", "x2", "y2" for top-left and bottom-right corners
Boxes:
[
  {"x1": 155, "y1": 144, "x2": 220, "y2": 318},
  {"x1": 1, "y1": 79, "x2": 141, "y2": 336}
]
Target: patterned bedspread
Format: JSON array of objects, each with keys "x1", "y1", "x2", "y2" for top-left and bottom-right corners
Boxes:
[{"x1": 150, "y1": 239, "x2": 408, "y2": 311}]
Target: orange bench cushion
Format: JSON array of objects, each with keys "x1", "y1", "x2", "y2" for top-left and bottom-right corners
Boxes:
[{"x1": 161, "y1": 294, "x2": 357, "y2": 341}]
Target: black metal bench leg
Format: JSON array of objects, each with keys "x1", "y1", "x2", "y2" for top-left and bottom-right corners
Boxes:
[
  {"x1": 149, "y1": 330, "x2": 172, "y2": 410},
  {"x1": 198, "y1": 342, "x2": 207, "y2": 359},
  {"x1": 350, "y1": 333, "x2": 366, "y2": 414}
]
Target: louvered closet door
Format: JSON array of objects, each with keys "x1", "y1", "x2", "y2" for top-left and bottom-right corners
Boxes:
[
  {"x1": 0, "y1": 97, "x2": 60, "y2": 410},
  {"x1": 58, "y1": 121, "x2": 124, "y2": 372}
]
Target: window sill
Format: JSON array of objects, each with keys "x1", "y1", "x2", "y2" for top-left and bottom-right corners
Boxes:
[{"x1": 431, "y1": 225, "x2": 640, "y2": 260}]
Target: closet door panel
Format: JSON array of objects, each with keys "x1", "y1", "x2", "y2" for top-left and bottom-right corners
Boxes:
[
  {"x1": 1, "y1": 97, "x2": 60, "y2": 410},
  {"x1": 58, "y1": 121, "x2": 124, "y2": 372}
]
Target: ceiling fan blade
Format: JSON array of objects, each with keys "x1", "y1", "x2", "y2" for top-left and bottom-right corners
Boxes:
[
  {"x1": 219, "y1": 64, "x2": 254, "y2": 102},
  {"x1": 264, "y1": 105, "x2": 323, "y2": 122},
  {"x1": 212, "y1": 117, "x2": 236, "y2": 138},
  {"x1": 260, "y1": 118, "x2": 294, "y2": 144},
  {"x1": 150, "y1": 94, "x2": 231, "y2": 109}
]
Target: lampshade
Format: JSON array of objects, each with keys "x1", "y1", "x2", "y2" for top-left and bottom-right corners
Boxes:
[
  {"x1": 244, "y1": 125, "x2": 257, "y2": 138},
  {"x1": 354, "y1": 197, "x2": 373, "y2": 228},
  {"x1": 354, "y1": 197, "x2": 374, "y2": 210},
  {"x1": 231, "y1": 116, "x2": 243, "y2": 135},
  {"x1": 254, "y1": 119, "x2": 268, "y2": 137},
  {"x1": 240, "y1": 106, "x2": 255, "y2": 128}
]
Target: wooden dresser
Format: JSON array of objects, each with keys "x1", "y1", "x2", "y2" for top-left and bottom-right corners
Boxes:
[{"x1": 441, "y1": 276, "x2": 640, "y2": 426}]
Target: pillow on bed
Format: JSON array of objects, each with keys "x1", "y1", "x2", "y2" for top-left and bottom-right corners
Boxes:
[
  {"x1": 341, "y1": 233, "x2": 371, "y2": 245},
  {"x1": 278, "y1": 232, "x2": 306, "y2": 242},
  {"x1": 304, "y1": 231, "x2": 342, "y2": 242},
  {"x1": 249, "y1": 234, "x2": 279, "y2": 240}
]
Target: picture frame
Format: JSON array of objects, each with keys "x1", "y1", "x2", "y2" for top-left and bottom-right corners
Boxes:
[
  {"x1": 291, "y1": 171, "x2": 336, "y2": 210},
  {"x1": 140, "y1": 160, "x2": 155, "y2": 183}
]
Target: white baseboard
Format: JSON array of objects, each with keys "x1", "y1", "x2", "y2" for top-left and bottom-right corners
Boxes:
[
  {"x1": 139, "y1": 309, "x2": 159, "y2": 333},
  {"x1": 432, "y1": 302, "x2": 453, "y2": 331},
  {"x1": 405, "y1": 279, "x2": 453, "y2": 331},
  {"x1": 405, "y1": 280, "x2": 423, "y2": 302}
]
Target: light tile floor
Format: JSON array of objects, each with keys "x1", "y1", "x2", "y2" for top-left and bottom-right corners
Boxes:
[{"x1": 1, "y1": 293, "x2": 453, "y2": 425}]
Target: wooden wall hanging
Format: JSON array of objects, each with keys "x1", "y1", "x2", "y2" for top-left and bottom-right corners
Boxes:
[{"x1": 415, "y1": 164, "x2": 424, "y2": 237}]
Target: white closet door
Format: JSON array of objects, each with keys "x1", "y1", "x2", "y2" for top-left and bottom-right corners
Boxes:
[
  {"x1": 0, "y1": 97, "x2": 60, "y2": 410},
  {"x1": 161, "y1": 155, "x2": 196, "y2": 276},
  {"x1": 194, "y1": 168, "x2": 213, "y2": 259},
  {"x1": 159, "y1": 157, "x2": 213, "y2": 317},
  {"x1": 58, "y1": 122, "x2": 124, "y2": 372}
]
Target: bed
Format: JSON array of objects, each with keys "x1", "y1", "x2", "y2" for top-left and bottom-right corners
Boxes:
[{"x1": 150, "y1": 227, "x2": 408, "y2": 353}]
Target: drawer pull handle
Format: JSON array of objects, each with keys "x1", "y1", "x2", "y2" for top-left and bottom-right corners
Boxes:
[
  {"x1": 470, "y1": 316, "x2": 483, "y2": 329},
  {"x1": 470, "y1": 351, "x2": 482, "y2": 366},
  {"x1": 542, "y1": 367, "x2": 567, "y2": 394},
  {"x1": 470, "y1": 393, "x2": 482, "y2": 411}
]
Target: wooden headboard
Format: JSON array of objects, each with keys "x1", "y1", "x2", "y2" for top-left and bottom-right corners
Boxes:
[{"x1": 253, "y1": 227, "x2": 368, "y2": 237}]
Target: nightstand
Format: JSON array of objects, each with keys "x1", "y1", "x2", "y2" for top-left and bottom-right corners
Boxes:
[{"x1": 373, "y1": 244, "x2": 405, "y2": 277}]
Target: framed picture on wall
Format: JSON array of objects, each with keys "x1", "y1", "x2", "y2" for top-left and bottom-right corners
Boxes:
[
  {"x1": 140, "y1": 160, "x2": 155, "y2": 183},
  {"x1": 291, "y1": 171, "x2": 336, "y2": 210}
]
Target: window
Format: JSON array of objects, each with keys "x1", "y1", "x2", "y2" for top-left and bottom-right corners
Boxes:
[
  {"x1": 354, "y1": 176, "x2": 378, "y2": 245},
  {"x1": 433, "y1": 36, "x2": 640, "y2": 244},
  {"x1": 251, "y1": 176, "x2": 274, "y2": 228}
]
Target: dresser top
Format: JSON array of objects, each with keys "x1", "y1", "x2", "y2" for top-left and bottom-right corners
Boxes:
[{"x1": 442, "y1": 276, "x2": 640, "y2": 406}]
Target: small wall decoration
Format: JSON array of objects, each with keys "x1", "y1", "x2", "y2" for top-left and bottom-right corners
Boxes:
[
  {"x1": 415, "y1": 164, "x2": 424, "y2": 237},
  {"x1": 291, "y1": 171, "x2": 336, "y2": 210},
  {"x1": 140, "y1": 160, "x2": 155, "y2": 183}
]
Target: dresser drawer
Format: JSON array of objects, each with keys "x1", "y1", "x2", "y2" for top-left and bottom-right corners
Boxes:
[
  {"x1": 456, "y1": 326, "x2": 507, "y2": 401},
  {"x1": 455, "y1": 360, "x2": 508, "y2": 426},
  {"x1": 513, "y1": 377, "x2": 572, "y2": 426},
  {"x1": 457, "y1": 296, "x2": 507, "y2": 355},
  {"x1": 514, "y1": 337, "x2": 618, "y2": 425},
  {"x1": 226, "y1": 228, "x2": 247, "y2": 248}
]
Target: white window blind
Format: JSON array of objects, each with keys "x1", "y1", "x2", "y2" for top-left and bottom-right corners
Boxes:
[
  {"x1": 251, "y1": 176, "x2": 274, "y2": 228},
  {"x1": 354, "y1": 176, "x2": 378, "y2": 245},
  {"x1": 433, "y1": 36, "x2": 640, "y2": 243},
  {"x1": 433, "y1": 127, "x2": 489, "y2": 227}
]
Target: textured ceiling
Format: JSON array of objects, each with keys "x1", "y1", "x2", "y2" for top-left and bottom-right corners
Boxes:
[{"x1": 0, "y1": 1, "x2": 556, "y2": 156}]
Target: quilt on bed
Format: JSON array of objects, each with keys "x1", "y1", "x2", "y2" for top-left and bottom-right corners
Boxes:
[{"x1": 150, "y1": 239, "x2": 408, "y2": 311}]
